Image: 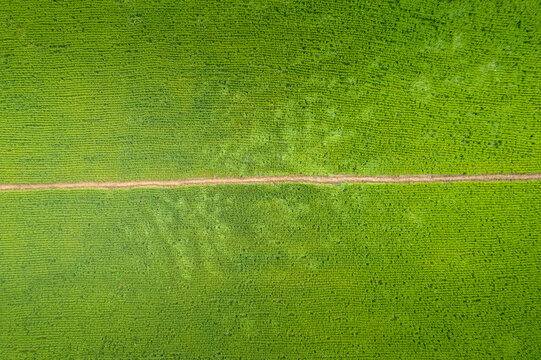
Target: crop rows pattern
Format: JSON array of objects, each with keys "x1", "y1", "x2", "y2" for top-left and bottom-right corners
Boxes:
[
  {"x1": 1, "y1": 183, "x2": 540, "y2": 358},
  {"x1": 0, "y1": 0, "x2": 540, "y2": 183}
]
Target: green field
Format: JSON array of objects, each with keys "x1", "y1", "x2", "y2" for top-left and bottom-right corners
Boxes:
[
  {"x1": 1, "y1": 182, "x2": 540, "y2": 358},
  {"x1": 1, "y1": 0, "x2": 540, "y2": 358},
  {"x1": 1, "y1": 0, "x2": 540, "y2": 183}
]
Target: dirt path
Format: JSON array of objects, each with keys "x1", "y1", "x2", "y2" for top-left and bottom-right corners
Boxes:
[{"x1": 0, "y1": 173, "x2": 539, "y2": 191}]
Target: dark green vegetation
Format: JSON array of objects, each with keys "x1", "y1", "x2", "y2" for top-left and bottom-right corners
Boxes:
[
  {"x1": 1, "y1": 0, "x2": 540, "y2": 183},
  {"x1": 1, "y1": 182, "x2": 540, "y2": 358}
]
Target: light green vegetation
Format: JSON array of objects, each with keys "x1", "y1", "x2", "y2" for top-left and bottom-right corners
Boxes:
[
  {"x1": 1, "y1": 182, "x2": 539, "y2": 358},
  {"x1": 1, "y1": 0, "x2": 540, "y2": 183},
  {"x1": 1, "y1": 0, "x2": 540, "y2": 358}
]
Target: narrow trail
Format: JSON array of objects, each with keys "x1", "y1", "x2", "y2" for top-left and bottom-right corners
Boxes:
[{"x1": 0, "y1": 173, "x2": 539, "y2": 191}]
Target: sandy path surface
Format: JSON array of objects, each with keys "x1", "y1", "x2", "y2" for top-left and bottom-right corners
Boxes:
[{"x1": 0, "y1": 173, "x2": 539, "y2": 191}]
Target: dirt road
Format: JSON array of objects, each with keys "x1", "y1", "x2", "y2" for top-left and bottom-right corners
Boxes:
[{"x1": 0, "y1": 173, "x2": 539, "y2": 191}]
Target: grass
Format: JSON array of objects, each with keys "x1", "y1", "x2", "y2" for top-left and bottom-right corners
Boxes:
[
  {"x1": 1, "y1": 182, "x2": 539, "y2": 358},
  {"x1": 0, "y1": 0, "x2": 540, "y2": 183}
]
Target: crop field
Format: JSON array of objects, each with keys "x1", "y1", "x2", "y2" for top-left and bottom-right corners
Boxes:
[
  {"x1": 1, "y1": 183, "x2": 540, "y2": 359},
  {"x1": 0, "y1": 0, "x2": 540, "y2": 183},
  {"x1": 1, "y1": 0, "x2": 540, "y2": 359}
]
